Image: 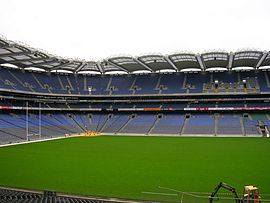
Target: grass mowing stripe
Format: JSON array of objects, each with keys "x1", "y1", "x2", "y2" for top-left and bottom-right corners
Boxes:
[{"x1": 0, "y1": 136, "x2": 269, "y2": 202}]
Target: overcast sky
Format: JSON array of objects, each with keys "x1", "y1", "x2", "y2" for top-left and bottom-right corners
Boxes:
[{"x1": 0, "y1": 0, "x2": 270, "y2": 61}]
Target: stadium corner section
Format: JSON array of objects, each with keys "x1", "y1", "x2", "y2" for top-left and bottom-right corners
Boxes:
[
  {"x1": 0, "y1": 133, "x2": 81, "y2": 148},
  {"x1": 0, "y1": 131, "x2": 107, "y2": 148}
]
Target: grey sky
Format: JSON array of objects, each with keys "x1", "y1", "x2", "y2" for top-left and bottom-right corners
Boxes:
[{"x1": 0, "y1": 0, "x2": 270, "y2": 61}]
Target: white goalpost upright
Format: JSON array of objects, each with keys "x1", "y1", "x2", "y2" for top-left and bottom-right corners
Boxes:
[
  {"x1": 26, "y1": 101, "x2": 29, "y2": 141},
  {"x1": 26, "y1": 102, "x2": 42, "y2": 141},
  {"x1": 39, "y1": 102, "x2": 41, "y2": 139}
]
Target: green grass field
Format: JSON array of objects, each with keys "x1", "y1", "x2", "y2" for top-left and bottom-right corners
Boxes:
[{"x1": 0, "y1": 136, "x2": 270, "y2": 202}]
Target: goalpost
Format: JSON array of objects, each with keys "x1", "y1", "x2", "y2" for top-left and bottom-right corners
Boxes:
[{"x1": 26, "y1": 102, "x2": 42, "y2": 141}]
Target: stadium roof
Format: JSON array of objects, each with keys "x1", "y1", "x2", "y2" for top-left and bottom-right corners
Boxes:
[{"x1": 0, "y1": 38, "x2": 270, "y2": 74}]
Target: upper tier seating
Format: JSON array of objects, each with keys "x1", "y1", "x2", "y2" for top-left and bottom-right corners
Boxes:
[
  {"x1": 133, "y1": 74, "x2": 159, "y2": 94},
  {"x1": 1, "y1": 67, "x2": 270, "y2": 95},
  {"x1": 159, "y1": 73, "x2": 186, "y2": 94},
  {"x1": 109, "y1": 74, "x2": 135, "y2": 94}
]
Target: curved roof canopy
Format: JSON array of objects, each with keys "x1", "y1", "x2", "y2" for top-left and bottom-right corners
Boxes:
[{"x1": 0, "y1": 38, "x2": 270, "y2": 74}]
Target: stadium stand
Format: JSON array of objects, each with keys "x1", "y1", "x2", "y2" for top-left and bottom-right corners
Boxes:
[
  {"x1": 183, "y1": 114, "x2": 215, "y2": 135},
  {"x1": 150, "y1": 114, "x2": 184, "y2": 135},
  {"x1": 217, "y1": 114, "x2": 243, "y2": 136},
  {"x1": 1, "y1": 67, "x2": 270, "y2": 95},
  {"x1": 102, "y1": 114, "x2": 130, "y2": 134},
  {"x1": 0, "y1": 187, "x2": 127, "y2": 203},
  {"x1": 0, "y1": 37, "x2": 270, "y2": 145},
  {"x1": 119, "y1": 114, "x2": 156, "y2": 134},
  {"x1": 0, "y1": 111, "x2": 268, "y2": 144}
]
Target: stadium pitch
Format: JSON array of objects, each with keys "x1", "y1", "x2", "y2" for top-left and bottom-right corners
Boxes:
[{"x1": 0, "y1": 136, "x2": 270, "y2": 202}]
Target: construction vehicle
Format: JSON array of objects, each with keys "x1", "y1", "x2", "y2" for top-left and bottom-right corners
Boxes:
[{"x1": 209, "y1": 182, "x2": 261, "y2": 203}]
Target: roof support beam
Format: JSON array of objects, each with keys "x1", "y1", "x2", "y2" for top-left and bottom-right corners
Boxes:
[
  {"x1": 106, "y1": 59, "x2": 129, "y2": 73},
  {"x1": 164, "y1": 56, "x2": 178, "y2": 71},
  {"x1": 50, "y1": 62, "x2": 72, "y2": 71},
  {"x1": 74, "y1": 62, "x2": 87, "y2": 73},
  {"x1": 196, "y1": 55, "x2": 205, "y2": 71},
  {"x1": 0, "y1": 43, "x2": 13, "y2": 48},
  {"x1": 228, "y1": 52, "x2": 234, "y2": 70},
  {"x1": 0, "y1": 51, "x2": 32, "y2": 58},
  {"x1": 29, "y1": 59, "x2": 59, "y2": 67},
  {"x1": 255, "y1": 52, "x2": 268, "y2": 69},
  {"x1": 97, "y1": 62, "x2": 104, "y2": 74},
  {"x1": 134, "y1": 58, "x2": 153, "y2": 72},
  {"x1": 8, "y1": 57, "x2": 51, "y2": 64},
  {"x1": 0, "y1": 40, "x2": 10, "y2": 47}
]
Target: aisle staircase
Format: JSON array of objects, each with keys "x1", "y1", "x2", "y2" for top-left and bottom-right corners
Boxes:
[{"x1": 147, "y1": 114, "x2": 163, "y2": 135}]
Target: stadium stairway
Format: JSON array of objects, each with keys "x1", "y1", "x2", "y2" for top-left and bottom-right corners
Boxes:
[
  {"x1": 69, "y1": 114, "x2": 87, "y2": 132},
  {"x1": 99, "y1": 114, "x2": 113, "y2": 132},
  {"x1": 117, "y1": 114, "x2": 137, "y2": 134},
  {"x1": 57, "y1": 75, "x2": 66, "y2": 91},
  {"x1": 119, "y1": 114, "x2": 155, "y2": 134},
  {"x1": 95, "y1": 115, "x2": 108, "y2": 132},
  {"x1": 102, "y1": 114, "x2": 130, "y2": 134},
  {"x1": 77, "y1": 114, "x2": 90, "y2": 130},
  {"x1": 147, "y1": 114, "x2": 162, "y2": 135},
  {"x1": 150, "y1": 114, "x2": 184, "y2": 135},
  {"x1": 31, "y1": 72, "x2": 45, "y2": 89},
  {"x1": 180, "y1": 114, "x2": 189, "y2": 135},
  {"x1": 84, "y1": 114, "x2": 108, "y2": 132},
  {"x1": 52, "y1": 114, "x2": 79, "y2": 134}
]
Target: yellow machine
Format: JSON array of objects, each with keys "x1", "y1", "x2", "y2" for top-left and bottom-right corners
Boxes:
[
  {"x1": 82, "y1": 130, "x2": 101, "y2": 137},
  {"x1": 209, "y1": 182, "x2": 261, "y2": 203},
  {"x1": 243, "y1": 185, "x2": 260, "y2": 203}
]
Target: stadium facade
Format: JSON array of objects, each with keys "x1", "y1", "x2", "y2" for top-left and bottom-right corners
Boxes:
[{"x1": 0, "y1": 37, "x2": 270, "y2": 144}]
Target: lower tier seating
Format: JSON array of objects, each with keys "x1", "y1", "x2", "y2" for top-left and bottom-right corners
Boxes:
[{"x1": 0, "y1": 112, "x2": 266, "y2": 144}]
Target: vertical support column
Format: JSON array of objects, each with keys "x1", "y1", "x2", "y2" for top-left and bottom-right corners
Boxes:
[
  {"x1": 255, "y1": 52, "x2": 268, "y2": 69},
  {"x1": 228, "y1": 52, "x2": 234, "y2": 70},
  {"x1": 39, "y1": 102, "x2": 41, "y2": 139},
  {"x1": 26, "y1": 101, "x2": 29, "y2": 141},
  {"x1": 182, "y1": 73, "x2": 187, "y2": 89},
  {"x1": 240, "y1": 115, "x2": 246, "y2": 136},
  {"x1": 196, "y1": 55, "x2": 205, "y2": 71}
]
